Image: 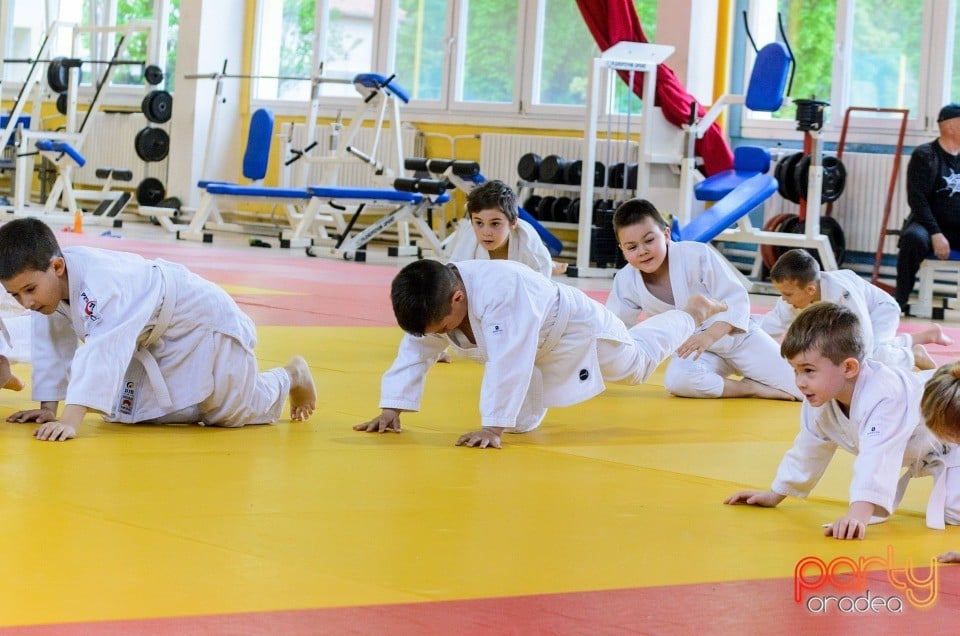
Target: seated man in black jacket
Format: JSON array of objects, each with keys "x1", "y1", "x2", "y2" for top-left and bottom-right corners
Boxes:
[{"x1": 896, "y1": 103, "x2": 960, "y2": 313}]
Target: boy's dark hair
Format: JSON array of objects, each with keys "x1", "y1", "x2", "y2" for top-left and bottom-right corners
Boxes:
[
  {"x1": 612, "y1": 199, "x2": 668, "y2": 236},
  {"x1": 0, "y1": 218, "x2": 62, "y2": 279},
  {"x1": 921, "y1": 362, "x2": 960, "y2": 441},
  {"x1": 780, "y1": 302, "x2": 864, "y2": 364},
  {"x1": 466, "y1": 179, "x2": 518, "y2": 223},
  {"x1": 770, "y1": 249, "x2": 821, "y2": 285},
  {"x1": 391, "y1": 259, "x2": 461, "y2": 337}
]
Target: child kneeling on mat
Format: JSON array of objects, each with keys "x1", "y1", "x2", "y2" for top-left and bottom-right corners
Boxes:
[
  {"x1": 762, "y1": 248, "x2": 951, "y2": 370},
  {"x1": 919, "y1": 364, "x2": 960, "y2": 562},
  {"x1": 606, "y1": 199, "x2": 799, "y2": 401},
  {"x1": 0, "y1": 218, "x2": 317, "y2": 441},
  {"x1": 354, "y1": 258, "x2": 727, "y2": 449},
  {"x1": 448, "y1": 179, "x2": 565, "y2": 277},
  {"x1": 726, "y1": 302, "x2": 960, "y2": 540}
]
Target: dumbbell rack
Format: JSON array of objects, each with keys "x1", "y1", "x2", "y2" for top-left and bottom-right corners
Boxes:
[{"x1": 516, "y1": 180, "x2": 582, "y2": 229}]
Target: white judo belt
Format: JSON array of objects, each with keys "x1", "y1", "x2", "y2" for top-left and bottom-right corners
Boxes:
[
  {"x1": 132, "y1": 266, "x2": 178, "y2": 411},
  {"x1": 892, "y1": 443, "x2": 960, "y2": 530}
]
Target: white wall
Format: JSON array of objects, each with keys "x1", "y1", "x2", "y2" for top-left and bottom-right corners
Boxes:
[
  {"x1": 167, "y1": 0, "x2": 244, "y2": 207},
  {"x1": 655, "y1": 0, "x2": 719, "y2": 106}
]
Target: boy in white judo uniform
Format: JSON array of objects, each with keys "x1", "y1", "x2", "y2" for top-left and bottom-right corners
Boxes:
[
  {"x1": 354, "y1": 258, "x2": 727, "y2": 449},
  {"x1": 0, "y1": 218, "x2": 317, "y2": 442},
  {"x1": 447, "y1": 179, "x2": 563, "y2": 277},
  {"x1": 762, "y1": 249, "x2": 951, "y2": 370},
  {"x1": 605, "y1": 199, "x2": 800, "y2": 400},
  {"x1": 920, "y1": 363, "x2": 960, "y2": 561},
  {"x1": 726, "y1": 302, "x2": 960, "y2": 540}
]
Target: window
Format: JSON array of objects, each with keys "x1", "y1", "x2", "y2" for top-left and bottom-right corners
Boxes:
[
  {"x1": 0, "y1": 0, "x2": 178, "y2": 96},
  {"x1": 253, "y1": 0, "x2": 380, "y2": 102},
  {"x1": 394, "y1": 0, "x2": 447, "y2": 102},
  {"x1": 742, "y1": 0, "x2": 945, "y2": 143},
  {"x1": 251, "y1": 0, "x2": 660, "y2": 125}
]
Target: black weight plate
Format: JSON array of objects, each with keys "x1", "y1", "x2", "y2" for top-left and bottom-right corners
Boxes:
[
  {"x1": 136, "y1": 177, "x2": 165, "y2": 206},
  {"x1": 135, "y1": 126, "x2": 170, "y2": 162},
  {"x1": 142, "y1": 90, "x2": 173, "y2": 124},
  {"x1": 56, "y1": 93, "x2": 68, "y2": 115},
  {"x1": 780, "y1": 152, "x2": 805, "y2": 204},
  {"x1": 143, "y1": 64, "x2": 164, "y2": 86},
  {"x1": 539, "y1": 155, "x2": 566, "y2": 184},
  {"x1": 46, "y1": 57, "x2": 68, "y2": 93}
]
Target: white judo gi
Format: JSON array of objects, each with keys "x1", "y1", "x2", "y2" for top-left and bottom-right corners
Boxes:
[
  {"x1": 760, "y1": 269, "x2": 915, "y2": 369},
  {"x1": 771, "y1": 360, "x2": 960, "y2": 529},
  {"x1": 31, "y1": 246, "x2": 289, "y2": 426},
  {"x1": 447, "y1": 217, "x2": 553, "y2": 277},
  {"x1": 0, "y1": 313, "x2": 31, "y2": 364},
  {"x1": 379, "y1": 260, "x2": 697, "y2": 432},
  {"x1": 606, "y1": 241, "x2": 800, "y2": 399}
]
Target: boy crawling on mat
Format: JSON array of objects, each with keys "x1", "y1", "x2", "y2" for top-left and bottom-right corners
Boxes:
[
  {"x1": 0, "y1": 218, "x2": 316, "y2": 441},
  {"x1": 726, "y1": 302, "x2": 960, "y2": 540},
  {"x1": 355, "y1": 258, "x2": 726, "y2": 448}
]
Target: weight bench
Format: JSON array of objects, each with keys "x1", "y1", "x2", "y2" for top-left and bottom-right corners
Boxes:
[
  {"x1": 36, "y1": 138, "x2": 86, "y2": 217},
  {"x1": 672, "y1": 173, "x2": 779, "y2": 243},
  {"x1": 179, "y1": 108, "x2": 316, "y2": 242},
  {"x1": 299, "y1": 186, "x2": 450, "y2": 261},
  {"x1": 911, "y1": 250, "x2": 960, "y2": 319}
]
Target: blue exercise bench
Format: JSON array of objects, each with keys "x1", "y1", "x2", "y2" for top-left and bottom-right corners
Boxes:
[
  {"x1": 180, "y1": 108, "x2": 317, "y2": 242},
  {"x1": 299, "y1": 185, "x2": 451, "y2": 260},
  {"x1": 671, "y1": 40, "x2": 800, "y2": 278}
]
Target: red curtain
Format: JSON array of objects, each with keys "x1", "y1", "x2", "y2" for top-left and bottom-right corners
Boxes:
[{"x1": 576, "y1": 0, "x2": 734, "y2": 177}]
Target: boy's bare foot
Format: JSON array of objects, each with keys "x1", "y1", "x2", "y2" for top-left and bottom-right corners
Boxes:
[
  {"x1": 551, "y1": 261, "x2": 568, "y2": 276},
  {"x1": 285, "y1": 356, "x2": 317, "y2": 421},
  {"x1": 683, "y1": 294, "x2": 728, "y2": 325},
  {"x1": 913, "y1": 324, "x2": 954, "y2": 347},
  {"x1": 725, "y1": 377, "x2": 799, "y2": 401},
  {"x1": 437, "y1": 349, "x2": 453, "y2": 363},
  {"x1": 913, "y1": 344, "x2": 937, "y2": 371},
  {"x1": 0, "y1": 355, "x2": 23, "y2": 391}
]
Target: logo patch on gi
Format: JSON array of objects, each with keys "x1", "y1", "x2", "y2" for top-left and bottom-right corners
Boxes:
[
  {"x1": 489, "y1": 324, "x2": 503, "y2": 336},
  {"x1": 579, "y1": 368, "x2": 589, "y2": 381},
  {"x1": 120, "y1": 381, "x2": 136, "y2": 415},
  {"x1": 79, "y1": 290, "x2": 101, "y2": 323},
  {"x1": 866, "y1": 425, "x2": 880, "y2": 437}
]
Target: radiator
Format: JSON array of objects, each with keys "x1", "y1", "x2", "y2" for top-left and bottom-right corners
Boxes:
[
  {"x1": 481, "y1": 132, "x2": 909, "y2": 257},
  {"x1": 73, "y1": 112, "x2": 169, "y2": 188},
  {"x1": 281, "y1": 122, "x2": 422, "y2": 187}
]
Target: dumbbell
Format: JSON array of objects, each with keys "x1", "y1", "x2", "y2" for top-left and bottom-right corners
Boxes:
[
  {"x1": 552, "y1": 196, "x2": 572, "y2": 222},
  {"x1": 538, "y1": 196, "x2": 557, "y2": 222},
  {"x1": 539, "y1": 155, "x2": 568, "y2": 184},
  {"x1": 517, "y1": 153, "x2": 541, "y2": 182},
  {"x1": 564, "y1": 160, "x2": 606, "y2": 187},
  {"x1": 523, "y1": 195, "x2": 542, "y2": 219}
]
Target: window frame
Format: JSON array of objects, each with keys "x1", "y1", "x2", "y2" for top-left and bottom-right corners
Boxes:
[
  {"x1": 0, "y1": 0, "x2": 175, "y2": 108},
  {"x1": 737, "y1": 0, "x2": 954, "y2": 147}
]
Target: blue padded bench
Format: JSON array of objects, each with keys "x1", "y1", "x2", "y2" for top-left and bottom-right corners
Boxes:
[
  {"x1": 676, "y1": 173, "x2": 778, "y2": 243},
  {"x1": 205, "y1": 184, "x2": 309, "y2": 199},
  {"x1": 353, "y1": 73, "x2": 410, "y2": 104},
  {"x1": 36, "y1": 139, "x2": 85, "y2": 167},
  {"x1": 695, "y1": 146, "x2": 772, "y2": 202},
  {"x1": 308, "y1": 186, "x2": 450, "y2": 205}
]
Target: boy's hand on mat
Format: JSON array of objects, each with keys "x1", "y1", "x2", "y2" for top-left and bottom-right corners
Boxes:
[
  {"x1": 937, "y1": 551, "x2": 960, "y2": 563},
  {"x1": 455, "y1": 427, "x2": 503, "y2": 449},
  {"x1": 824, "y1": 516, "x2": 866, "y2": 540},
  {"x1": 33, "y1": 421, "x2": 76, "y2": 442},
  {"x1": 7, "y1": 408, "x2": 57, "y2": 424},
  {"x1": 354, "y1": 409, "x2": 402, "y2": 433},
  {"x1": 723, "y1": 490, "x2": 785, "y2": 507}
]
